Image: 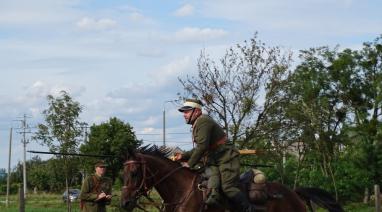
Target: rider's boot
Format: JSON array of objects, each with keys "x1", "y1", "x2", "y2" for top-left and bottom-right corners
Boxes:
[
  {"x1": 205, "y1": 188, "x2": 221, "y2": 206},
  {"x1": 231, "y1": 192, "x2": 260, "y2": 212}
]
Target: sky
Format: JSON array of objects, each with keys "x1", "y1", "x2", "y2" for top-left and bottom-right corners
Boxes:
[{"x1": 0, "y1": 0, "x2": 381, "y2": 170}]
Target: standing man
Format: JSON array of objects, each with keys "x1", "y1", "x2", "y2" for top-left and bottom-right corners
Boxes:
[
  {"x1": 175, "y1": 99, "x2": 258, "y2": 212},
  {"x1": 79, "y1": 160, "x2": 113, "y2": 212}
]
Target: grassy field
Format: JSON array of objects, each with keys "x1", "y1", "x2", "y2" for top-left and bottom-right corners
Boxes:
[
  {"x1": 0, "y1": 192, "x2": 377, "y2": 211},
  {"x1": 0, "y1": 191, "x2": 161, "y2": 212}
]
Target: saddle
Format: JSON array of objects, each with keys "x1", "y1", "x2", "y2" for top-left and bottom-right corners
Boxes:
[
  {"x1": 198, "y1": 169, "x2": 274, "y2": 207},
  {"x1": 239, "y1": 169, "x2": 268, "y2": 204}
]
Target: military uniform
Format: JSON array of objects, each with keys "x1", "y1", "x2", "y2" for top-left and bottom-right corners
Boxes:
[
  {"x1": 179, "y1": 99, "x2": 257, "y2": 212},
  {"x1": 79, "y1": 174, "x2": 112, "y2": 212},
  {"x1": 182, "y1": 114, "x2": 242, "y2": 199}
]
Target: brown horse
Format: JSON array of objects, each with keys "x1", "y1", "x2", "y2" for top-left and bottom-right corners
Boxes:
[{"x1": 121, "y1": 146, "x2": 343, "y2": 212}]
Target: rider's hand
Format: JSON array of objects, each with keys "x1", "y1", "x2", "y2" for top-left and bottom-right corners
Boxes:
[
  {"x1": 181, "y1": 162, "x2": 189, "y2": 167},
  {"x1": 174, "y1": 153, "x2": 183, "y2": 161},
  {"x1": 105, "y1": 194, "x2": 112, "y2": 199},
  {"x1": 96, "y1": 192, "x2": 106, "y2": 201}
]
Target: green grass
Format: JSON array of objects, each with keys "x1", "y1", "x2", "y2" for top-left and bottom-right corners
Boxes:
[
  {"x1": 0, "y1": 193, "x2": 80, "y2": 212},
  {"x1": 342, "y1": 202, "x2": 375, "y2": 212},
  {"x1": 0, "y1": 192, "x2": 377, "y2": 212},
  {"x1": 0, "y1": 191, "x2": 160, "y2": 212}
]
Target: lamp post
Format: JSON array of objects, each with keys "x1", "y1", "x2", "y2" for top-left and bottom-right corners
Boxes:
[
  {"x1": 163, "y1": 107, "x2": 166, "y2": 147},
  {"x1": 163, "y1": 100, "x2": 178, "y2": 147}
]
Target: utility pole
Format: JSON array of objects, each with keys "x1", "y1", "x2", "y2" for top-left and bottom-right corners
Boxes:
[
  {"x1": 15, "y1": 114, "x2": 31, "y2": 199},
  {"x1": 6, "y1": 128, "x2": 12, "y2": 207}
]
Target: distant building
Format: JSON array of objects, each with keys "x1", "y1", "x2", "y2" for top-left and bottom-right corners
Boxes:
[
  {"x1": 160, "y1": 146, "x2": 183, "y2": 160},
  {"x1": 0, "y1": 168, "x2": 7, "y2": 180}
]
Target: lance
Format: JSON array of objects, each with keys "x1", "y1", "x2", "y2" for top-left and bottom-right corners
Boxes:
[
  {"x1": 241, "y1": 163, "x2": 274, "y2": 168},
  {"x1": 27, "y1": 150, "x2": 113, "y2": 158}
]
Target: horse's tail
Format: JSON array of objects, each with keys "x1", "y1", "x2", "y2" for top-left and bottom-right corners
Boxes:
[{"x1": 294, "y1": 187, "x2": 344, "y2": 212}]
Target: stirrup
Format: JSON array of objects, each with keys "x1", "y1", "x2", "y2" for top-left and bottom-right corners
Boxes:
[
  {"x1": 205, "y1": 196, "x2": 220, "y2": 206},
  {"x1": 205, "y1": 192, "x2": 221, "y2": 207}
]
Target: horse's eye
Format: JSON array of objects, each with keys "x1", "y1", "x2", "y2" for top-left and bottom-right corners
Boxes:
[{"x1": 127, "y1": 171, "x2": 138, "y2": 179}]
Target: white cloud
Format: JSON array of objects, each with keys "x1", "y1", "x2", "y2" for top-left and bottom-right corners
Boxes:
[
  {"x1": 0, "y1": 80, "x2": 86, "y2": 125},
  {"x1": 141, "y1": 116, "x2": 158, "y2": 126},
  {"x1": 150, "y1": 56, "x2": 193, "y2": 85},
  {"x1": 0, "y1": 0, "x2": 80, "y2": 25},
  {"x1": 76, "y1": 17, "x2": 117, "y2": 30},
  {"x1": 174, "y1": 27, "x2": 228, "y2": 43},
  {"x1": 174, "y1": 4, "x2": 194, "y2": 17},
  {"x1": 141, "y1": 127, "x2": 155, "y2": 133},
  {"x1": 200, "y1": 0, "x2": 382, "y2": 38},
  {"x1": 137, "y1": 48, "x2": 165, "y2": 58},
  {"x1": 127, "y1": 12, "x2": 155, "y2": 25},
  {"x1": 128, "y1": 12, "x2": 145, "y2": 22},
  {"x1": 23, "y1": 80, "x2": 85, "y2": 100}
]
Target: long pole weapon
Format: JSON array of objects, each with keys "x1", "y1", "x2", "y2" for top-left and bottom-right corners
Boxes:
[{"x1": 27, "y1": 150, "x2": 113, "y2": 158}]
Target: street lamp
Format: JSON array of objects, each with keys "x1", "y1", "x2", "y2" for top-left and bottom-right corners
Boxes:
[{"x1": 163, "y1": 100, "x2": 178, "y2": 147}]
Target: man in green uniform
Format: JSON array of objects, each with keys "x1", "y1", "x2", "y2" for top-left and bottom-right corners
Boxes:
[
  {"x1": 79, "y1": 160, "x2": 113, "y2": 212},
  {"x1": 175, "y1": 99, "x2": 258, "y2": 212}
]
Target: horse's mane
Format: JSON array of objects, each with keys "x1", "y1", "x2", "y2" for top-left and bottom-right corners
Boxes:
[{"x1": 134, "y1": 145, "x2": 181, "y2": 166}]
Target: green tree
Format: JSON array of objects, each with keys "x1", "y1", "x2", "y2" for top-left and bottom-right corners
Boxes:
[
  {"x1": 33, "y1": 90, "x2": 85, "y2": 211},
  {"x1": 340, "y1": 35, "x2": 382, "y2": 200},
  {"x1": 266, "y1": 46, "x2": 350, "y2": 198},
  {"x1": 80, "y1": 117, "x2": 141, "y2": 182},
  {"x1": 0, "y1": 168, "x2": 6, "y2": 182},
  {"x1": 179, "y1": 33, "x2": 293, "y2": 147}
]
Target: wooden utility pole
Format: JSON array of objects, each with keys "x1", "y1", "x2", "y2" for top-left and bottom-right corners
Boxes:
[
  {"x1": 6, "y1": 128, "x2": 12, "y2": 207},
  {"x1": 376, "y1": 185, "x2": 380, "y2": 212},
  {"x1": 21, "y1": 115, "x2": 30, "y2": 198},
  {"x1": 19, "y1": 185, "x2": 25, "y2": 212},
  {"x1": 15, "y1": 114, "x2": 31, "y2": 199}
]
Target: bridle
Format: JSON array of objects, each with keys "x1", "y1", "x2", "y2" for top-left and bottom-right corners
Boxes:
[
  {"x1": 122, "y1": 156, "x2": 189, "y2": 211},
  {"x1": 123, "y1": 159, "x2": 150, "y2": 195}
]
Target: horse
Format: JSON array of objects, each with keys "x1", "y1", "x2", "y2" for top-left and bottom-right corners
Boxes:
[{"x1": 121, "y1": 145, "x2": 344, "y2": 212}]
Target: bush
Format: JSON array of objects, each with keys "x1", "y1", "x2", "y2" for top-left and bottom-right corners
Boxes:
[{"x1": 0, "y1": 183, "x2": 20, "y2": 195}]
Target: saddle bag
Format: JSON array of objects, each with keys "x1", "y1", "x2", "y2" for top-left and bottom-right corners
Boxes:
[{"x1": 244, "y1": 169, "x2": 268, "y2": 204}]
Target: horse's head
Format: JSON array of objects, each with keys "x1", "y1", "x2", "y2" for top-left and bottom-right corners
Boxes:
[
  {"x1": 121, "y1": 151, "x2": 152, "y2": 210},
  {"x1": 120, "y1": 145, "x2": 190, "y2": 210}
]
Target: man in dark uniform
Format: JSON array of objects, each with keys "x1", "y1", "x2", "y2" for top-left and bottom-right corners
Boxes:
[
  {"x1": 175, "y1": 99, "x2": 258, "y2": 212},
  {"x1": 79, "y1": 160, "x2": 113, "y2": 212}
]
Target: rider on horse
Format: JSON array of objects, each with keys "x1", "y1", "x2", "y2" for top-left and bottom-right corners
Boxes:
[{"x1": 175, "y1": 98, "x2": 259, "y2": 212}]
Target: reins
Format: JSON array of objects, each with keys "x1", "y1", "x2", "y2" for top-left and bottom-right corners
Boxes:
[
  {"x1": 123, "y1": 157, "x2": 188, "y2": 211},
  {"x1": 161, "y1": 174, "x2": 199, "y2": 211}
]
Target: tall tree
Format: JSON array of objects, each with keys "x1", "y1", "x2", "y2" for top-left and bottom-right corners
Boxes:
[
  {"x1": 276, "y1": 46, "x2": 351, "y2": 198},
  {"x1": 33, "y1": 90, "x2": 85, "y2": 211},
  {"x1": 80, "y1": 117, "x2": 141, "y2": 182},
  {"x1": 179, "y1": 33, "x2": 292, "y2": 147},
  {"x1": 342, "y1": 35, "x2": 382, "y2": 190}
]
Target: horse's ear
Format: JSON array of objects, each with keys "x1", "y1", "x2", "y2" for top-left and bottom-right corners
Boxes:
[{"x1": 125, "y1": 147, "x2": 135, "y2": 160}]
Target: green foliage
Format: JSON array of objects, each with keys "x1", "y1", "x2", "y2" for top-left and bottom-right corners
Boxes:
[
  {"x1": 0, "y1": 183, "x2": 19, "y2": 195},
  {"x1": 32, "y1": 91, "x2": 85, "y2": 211},
  {"x1": 179, "y1": 33, "x2": 293, "y2": 146},
  {"x1": 80, "y1": 117, "x2": 141, "y2": 182},
  {"x1": 33, "y1": 90, "x2": 85, "y2": 153},
  {"x1": 0, "y1": 168, "x2": 6, "y2": 183}
]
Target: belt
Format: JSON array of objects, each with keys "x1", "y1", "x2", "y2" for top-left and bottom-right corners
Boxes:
[{"x1": 210, "y1": 136, "x2": 227, "y2": 150}]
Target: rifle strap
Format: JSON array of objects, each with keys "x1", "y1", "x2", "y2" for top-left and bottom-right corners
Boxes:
[{"x1": 92, "y1": 175, "x2": 101, "y2": 193}]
